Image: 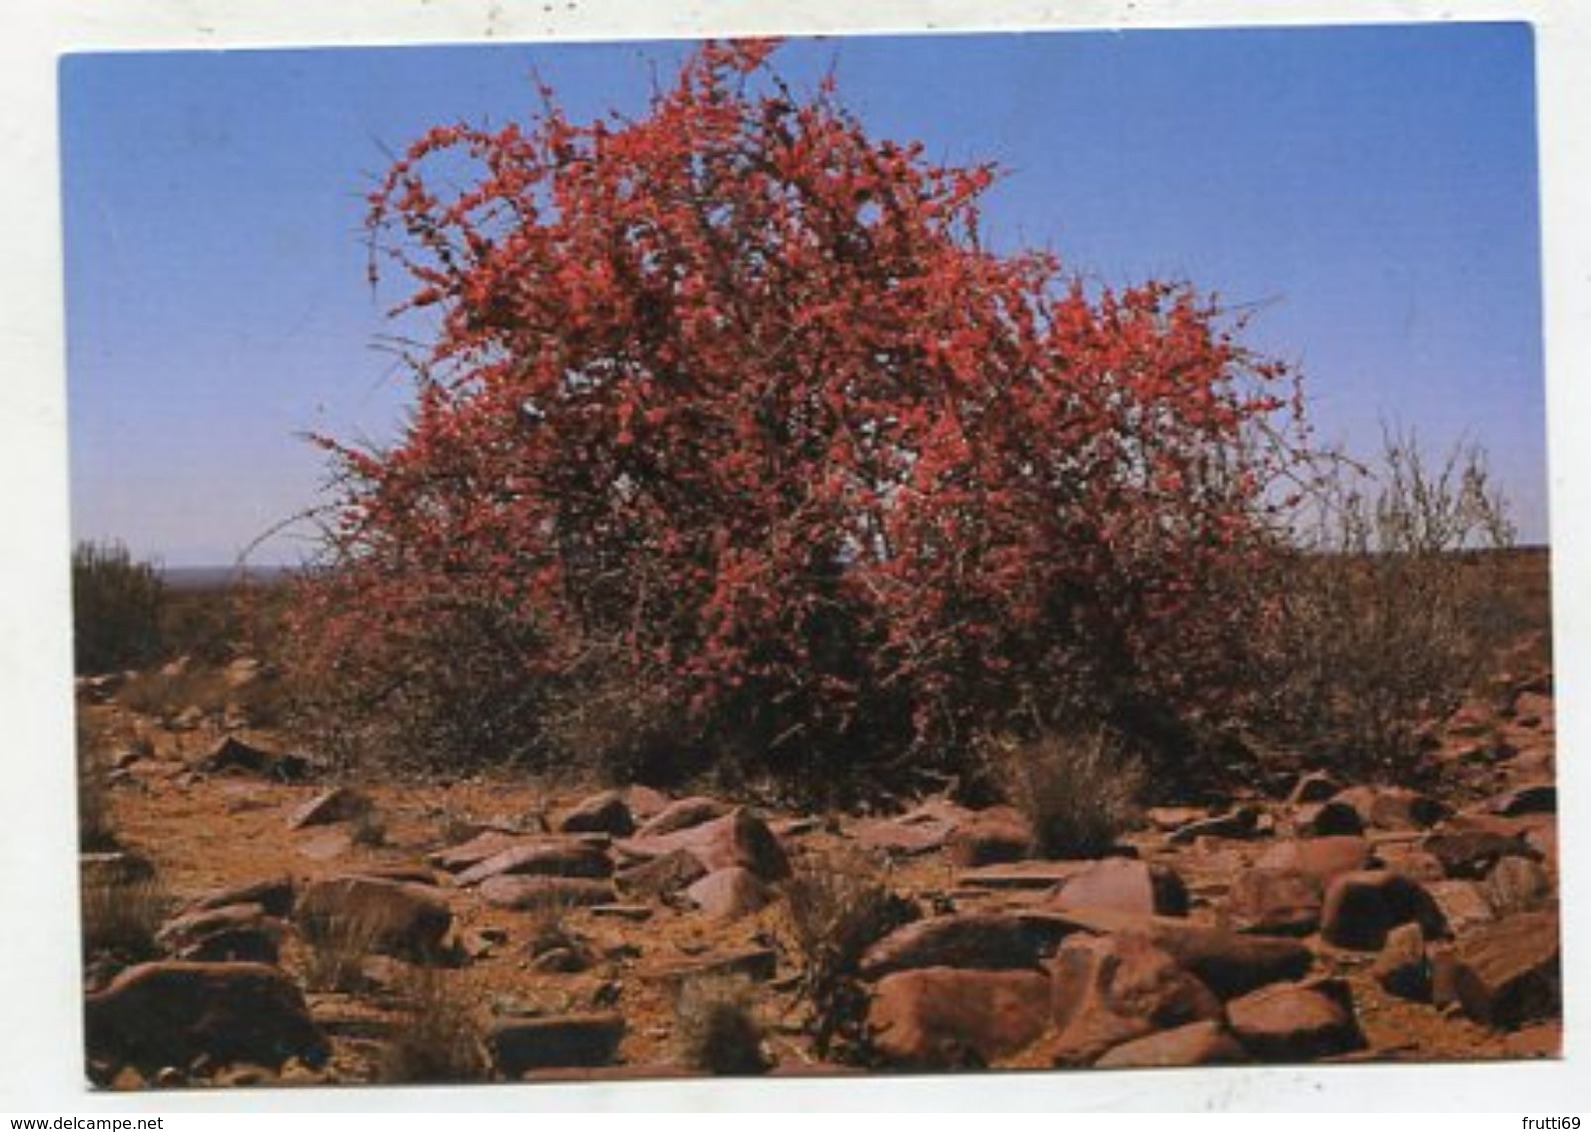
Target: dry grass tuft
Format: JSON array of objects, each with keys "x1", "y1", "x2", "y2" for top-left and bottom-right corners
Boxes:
[
  {"x1": 674, "y1": 975, "x2": 769, "y2": 1075},
  {"x1": 374, "y1": 967, "x2": 490, "y2": 1084},
  {"x1": 81, "y1": 877, "x2": 169, "y2": 962},
  {"x1": 983, "y1": 728, "x2": 1144, "y2": 858}
]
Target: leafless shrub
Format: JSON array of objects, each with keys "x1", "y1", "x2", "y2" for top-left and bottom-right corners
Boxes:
[
  {"x1": 982, "y1": 728, "x2": 1144, "y2": 858},
  {"x1": 780, "y1": 851, "x2": 914, "y2": 1061},
  {"x1": 301, "y1": 913, "x2": 381, "y2": 994},
  {"x1": 1250, "y1": 427, "x2": 1522, "y2": 779},
  {"x1": 674, "y1": 975, "x2": 769, "y2": 1075}
]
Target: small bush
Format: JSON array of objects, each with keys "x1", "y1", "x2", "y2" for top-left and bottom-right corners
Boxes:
[
  {"x1": 781, "y1": 851, "x2": 915, "y2": 1061},
  {"x1": 116, "y1": 663, "x2": 231, "y2": 722},
  {"x1": 674, "y1": 976, "x2": 769, "y2": 1075},
  {"x1": 72, "y1": 541, "x2": 165, "y2": 675},
  {"x1": 349, "y1": 807, "x2": 389, "y2": 849},
  {"x1": 302, "y1": 914, "x2": 381, "y2": 994},
  {"x1": 75, "y1": 710, "x2": 119, "y2": 852},
  {"x1": 983, "y1": 729, "x2": 1144, "y2": 858},
  {"x1": 375, "y1": 967, "x2": 490, "y2": 1084},
  {"x1": 1248, "y1": 429, "x2": 1522, "y2": 779}
]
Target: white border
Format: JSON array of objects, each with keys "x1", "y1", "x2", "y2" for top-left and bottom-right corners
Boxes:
[{"x1": 3, "y1": 0, "x2": 1585, "y2": 1113}]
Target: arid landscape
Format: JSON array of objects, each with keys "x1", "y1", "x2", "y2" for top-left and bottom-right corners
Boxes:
[{"x1": 73, "y1": 549, "x2": 1558, "y2": 1088}]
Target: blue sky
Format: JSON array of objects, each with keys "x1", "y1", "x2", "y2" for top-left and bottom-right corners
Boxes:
[{"x1": 60, "y1": 23, "x2": 1546, "y2": 565}]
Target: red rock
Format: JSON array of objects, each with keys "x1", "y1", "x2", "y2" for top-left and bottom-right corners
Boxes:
[
  {"x1": 1019, "y1": 907, "x2": 1311, "y2": 998},
  {"x1": 1094, "y1": 1020, "x2": 1247, "y2": 1068},
  {"x1": 1293, "y1": 801, "x2": 1363, "y2": 837},
  {"x1": 453, "y1": 839, "x2": 613, "y2": 886},
  {"x1": 867, "y1": 967, "x2": 1050, "y2": 1068},
  {"x1": 956, "y1": 860, "x2": 1093, "y2": 891},
  {"x1": 85, "y1": 961, "x2": 326, "y2": 1072},
  {"x1": 156, "y1": 903, "x2": 282, "y2": 957},
  {"x1": 186, "y1": 876, "x2": 295, "y2": 918},
  {"x1": 851, "y1": 816, "x2": 956, "y2": 857},
  {"x1": 1332, "y1": 786, "x2": 1446, "y2": 831},
  {"x1": 1224, "y1": 868, "x2": 1323, "y2": 936},
  {"x1": 488, "y1": 1013, "x2": 625, "y2": 1075},
  {"x1": 426, "y1": 830, "x2": 527, "y2": 872},
  {"x1": 859, "y1": 913, "x2": 1044, "y2": 979},
  {"x1": 945, "y1": 806, "x2": 1034, "y2": 867},
  {"x1": 1373, "y1": 922, "x2": 1430, "y2": 1001},
  {"x1": 633, "y1": 796, "x2": 730, "y2": 838},
  {"x1": 1448, "y1": 911, "x2": 1561, "y2": 1029},
  {"x1": 618, "y1": 808, "x2": 790, "y2": 881},
  {"x1": 1425, "y1": 879, "x2": 1496, "y2": 935},
  {"x1": 286, "y1": 786, "x2": 371, "y2": 830},
  {"x1": 477, "y1": 875, "x2": 615, "y2": 912},
  {"x1": 685, "y1": 867, "x2": 770, "y2": 921},
  {"x1": 1423, "y1": 828, "x2": 1538, "y2": 879},
  {"x1": 1485, "y1": 782, "x2": 1556, "y2": 817},
  {"x1": 1375, "y1": 844, "x2": 1447, "y2": 884},
  {"x1": 1048, "y1": 857, "x2": 1188, "y2": 918},
  {"x1": 294, "y1": 876, "x2": 453, "y2": 960},
  {"x1": 1226, "y1": 979, "x2": 1364, "y2": 1061},
  {"x1": 615, "y1": 848, "x2": 707, "y2": 899},
  {"x1": 557, "y1": 790, "x2": 635, "y2": 836},
  {"x1": 1320, "y1": 870, "x2": 1446, "y2": 950},
  {"x1": 1255, "y1": 837, "x2": 1372, "y2": 883},
  {"x1": 1046, "y1": 932, "x2": 1221, "y2": 1065}
]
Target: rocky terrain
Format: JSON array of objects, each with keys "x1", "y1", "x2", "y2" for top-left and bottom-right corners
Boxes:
[{"x1": 74, "y1": 647, "x2": 1559, "y2": 1089}]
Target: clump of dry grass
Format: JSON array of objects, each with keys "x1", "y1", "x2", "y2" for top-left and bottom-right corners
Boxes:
[
  {"x1": 117, "y1": 663, "x2": 231, "y2": 723},
  {"x1": 349, "y1": 807, "x2": 388, "y2": 849},
  {"x1": 781, "y1": 850, "x2": 914, "y2": 1061},
  {"x1": 982, "y1": 728, "x2": 1144, "y2": 858},
  {"x1": 674, "y1": 975, "x2": 769, "y2": 1075},
  {"x1": 375, "y1": 967, "x2": 490, "y2": 1084},
  {"x1": 81, "y1": 877, "x2": 169, "y2": 962},
  {"x1": 301, "y1": 914, "x2": 382, "y2": 994}
]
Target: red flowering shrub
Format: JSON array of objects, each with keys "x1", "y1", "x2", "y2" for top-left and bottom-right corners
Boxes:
[{"x1": 287, "y1": 41, "x2": 1307, "y2": 788}]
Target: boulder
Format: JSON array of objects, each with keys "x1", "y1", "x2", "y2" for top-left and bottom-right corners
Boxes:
[
  {"x1": 1446, "y1": 910, "x2": 1561, "y2": 1029},
  {"x1": 426, "y1": 831, "x2": 526, "y2": 873},
  {"x1": 453, "y1": 840, "x2": 614, "y2": 887},
  {"x1": 685, "y1": 868, "x2": 771, "y2": 921},
  {"x1": 1224, "y1": 868, "x2": 1323, "y2": 936},
  {"x1": 1048, "y1": 858, "x2": 1189, "y2": 918},
  {"x1": 860, "y1": 913, "x2": 1045, "y2": 980},
  {"x1": 557, "y1": 791, "x2": 635, "y2": 837},
  {"x1": 197, "y1": 736, "x2": 313, "y2": 782},
  {"x1": 1287, "y1": 772, "x2": 1343, "y2": 806},
  {"x1": 1332, "y1": 786, "x2": 1446, "y2": 831},
  {"x1": 945, "y1": 806, "x2": 1035, "y2": 868},
  {"x1": 1425, "y1": 879, "x2": 1496, "y2": 936},
  {"x1": 1320, "y1": 870, "x2": 1446, "y2": 950},
  {"x1": 155, "y1": 904, "x2": 284, "y2": 964},
  {"x1": 1485, "y1": 782, "x2": 1556, "y2": 817},
  {"x1": 488, "y1": 1013, "x2": 625, "y2": 1075},
  {"x1": 1373, "y1": 922, "x2": 1430, "y2": 1001},
  {"x1": 1293, "y1": 801, "x2": 1364, "y2": 837},
  {"x1": 851, "y1": 816, "x2": 956, "y2": 857},
  {"x1": 615, "y1": 848, "x2": 708, "y2": 900},
  {"x1": 1046, "y1": 932, "x2": 1222, "y2": 1065},
  {"x1": 84, "y1": 961, "x2": 326, "y2": 1072},
  {"x1": 866, "y1": 966, "x2": 1051, "y2": 1068},
  {"x1": 294, "y1": 876, "x2": 452, "y2": 960},
  {"x1": 185, "y1": 876, "x2": 295, "y2": 919},
  {"x1": 617, "y1": 809, "x2": 790, "y2": 882},
  {"x1": 1254, "y1": 837, "x2": 1372, "y2": 883},
  {"x1": 1094, "y1": 1020, "x2": 1248, "y2": 1069},
  {"x1": 1422, "y1": 829, "x2": 1538, "y2": 880},
  {"x1": 1019, "y1": 907, "x2": 1311, "y2": 999},
  {"x1": 1226, "y1": 979, "x2": 1364, "y2": 1061},
  {"x1": 477, "y1": 875, "x2": 615, "y2": 912}
]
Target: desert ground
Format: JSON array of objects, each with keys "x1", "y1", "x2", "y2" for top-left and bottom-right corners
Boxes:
[{"x1": 74, "y1": 550, "x2": 1559, "y2": 1088}]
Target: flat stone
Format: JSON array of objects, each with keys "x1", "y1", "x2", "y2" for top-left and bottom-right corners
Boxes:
[
  {"x1": 286, "y1": 787, "x2": 371, "y2": 830},
  {"x1": 453, "y1": 839, "x2": 613, "y2": 887},
  {"x1": 1447, "y1": 911, "x2": 1561, "y2": 1029},
  {"x1": 1094, "y1": 1020, "x2": 1248, "y2": 1069},
  {"x1": 1224, "y1": 868, "x2": 1323, "y2": 936},
  {"x1": 632, "y1": 796, "x2": 731, "y2": 838},
  {"x1": 685, "y1": 867, "x2": 771, "y2": 921},
  {"x1": 860, "y1": 913, "x2": 1045, "y2": 979},
  {"x1": 1048, "y1": 858, "x2": 1189, "y2": 918},
  {"x1": 1423, "y1": 829, "x2": 1538, "y2": 879},
  {"x1": 1255, "y1": 837, "x2": 1373, "y2": 883},
  {"x1": 477, "y1": 875, "x2": 615, "y2": 912},
  {"x1": 1168, "y1": 805, "x2": 1260, "y2": 845},
  {"x1": 557, "y1": 790, "x2": 635, "y2": 836},
  {"x1": 956, "y1": 860, "x2": 1094, "y2": 891},
  {"x1": 649, "y1": 947, "x2": 778, "y2": 987},
  {"x1": 488, "y1": 1013, "x2": 625, "y2": 1075}
]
